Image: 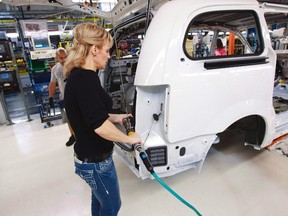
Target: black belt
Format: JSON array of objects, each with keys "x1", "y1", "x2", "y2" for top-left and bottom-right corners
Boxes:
[{"x1": 75, "y1": 151, "x2": 112, "y2": 163}]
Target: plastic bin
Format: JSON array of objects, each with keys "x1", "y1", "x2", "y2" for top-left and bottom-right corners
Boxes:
[
  {"x1": 34, "y1": 82, "x2": 49, "y2": 95},
  {"x1": 30, "y1": 59, "x2": 47, "y2": 71}
]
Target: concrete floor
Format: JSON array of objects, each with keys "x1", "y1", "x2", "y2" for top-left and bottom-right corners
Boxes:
[{"x1": 0, "y1": 119, "x2": 288, "y2": 216}]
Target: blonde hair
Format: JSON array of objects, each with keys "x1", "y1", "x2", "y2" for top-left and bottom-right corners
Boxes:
[{"x1": 64, "y1": 22, "x2": 113, "y2": 77}]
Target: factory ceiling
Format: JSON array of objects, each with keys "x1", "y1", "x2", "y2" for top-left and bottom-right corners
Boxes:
[
  {"x1": 0, "y1": 0, "x2": 113, "y2": 33},
  {"x1": 0, "y1": 0, "x2": 288, "y2": 34}
]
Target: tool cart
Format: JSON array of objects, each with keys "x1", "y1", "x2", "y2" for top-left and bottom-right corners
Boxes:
[{"x1": 28, "y1": 58, "x2": 61, "y2": 127}]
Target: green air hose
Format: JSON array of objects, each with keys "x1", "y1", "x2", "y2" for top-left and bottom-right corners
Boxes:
[
  {"x1": 136, "y1": 147, "x2": 202, "y2": 216},
  {"x1": 152, "y1": 172, "x2": 202, "y2": 216},
  {"x1": 122, "y1": 117, "x2": 202, "y2": 216}
]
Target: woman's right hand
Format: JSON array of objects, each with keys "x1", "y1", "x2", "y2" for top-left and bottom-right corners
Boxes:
[{"x1": 127, "y1": 132, "x2": 143, "y2": 145}]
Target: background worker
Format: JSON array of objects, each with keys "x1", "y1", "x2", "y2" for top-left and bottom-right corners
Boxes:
[
  {"x1": 64, "y1": 23, "x2": 142, "y2": 216},
  {"x1": 215, "y1": 38, "x2": 227, "y2": 56},
  {"x1": 49, "y1": 47, "x2": 76, "y2": 147}
]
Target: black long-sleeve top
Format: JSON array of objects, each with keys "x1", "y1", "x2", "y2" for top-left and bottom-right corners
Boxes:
[{"x1": 64, "y1": 67, "x2": 114, "y2": 158}]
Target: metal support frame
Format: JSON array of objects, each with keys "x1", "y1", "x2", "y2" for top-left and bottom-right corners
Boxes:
[
  {"x1": 0, "y1": 87, "x2": 13, "y2": 125},
  {"x1": 8, "y1": 41, "x2": 33, "y2": 122}
]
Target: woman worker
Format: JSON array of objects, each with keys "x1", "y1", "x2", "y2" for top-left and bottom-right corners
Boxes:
[
  {"x1": 64, "y1": 22, "x2": 142, "y2": 216},
  {"x1": 215, "y1": 38, "x2": 227, "y2": 56}
]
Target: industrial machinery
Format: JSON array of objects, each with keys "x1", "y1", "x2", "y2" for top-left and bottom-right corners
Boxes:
[{"x1": 0, "y1": 38, "x2": 19, "y2": 92}]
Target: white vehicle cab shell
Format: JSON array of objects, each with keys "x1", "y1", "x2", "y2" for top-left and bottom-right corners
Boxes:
[{"x1": 135, "y1": 0, "x2": 276, "y2": 147}]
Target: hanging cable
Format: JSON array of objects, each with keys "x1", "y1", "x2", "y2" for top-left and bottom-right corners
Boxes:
[
  {"x1": 144, "y1": 0, "x2": 152, "y2": 34},
  {"x1": 108, "y1": 2, "x2": 129, "y2": 114}
]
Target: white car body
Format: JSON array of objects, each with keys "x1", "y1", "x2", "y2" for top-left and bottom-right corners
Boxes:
[{"x1": 109, "y1": 0, "x2": 288, "y2": 179}]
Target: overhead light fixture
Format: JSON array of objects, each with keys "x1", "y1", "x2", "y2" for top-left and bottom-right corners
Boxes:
[
  {"x1": 48, "y1": 0, "x2": 63, "y2": 5},
  {"x1": 71, "y1": 0, "x2": 118, "y2": 3}
]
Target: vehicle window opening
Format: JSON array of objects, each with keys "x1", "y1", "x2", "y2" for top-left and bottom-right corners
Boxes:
[{"x1": 183, "y1": 10, "x2": 263, "y2": 60}]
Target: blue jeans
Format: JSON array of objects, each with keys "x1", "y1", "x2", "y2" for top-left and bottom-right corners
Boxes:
[{"x1": 74, "y1": 155, "x2": 121, "y2": 216}]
